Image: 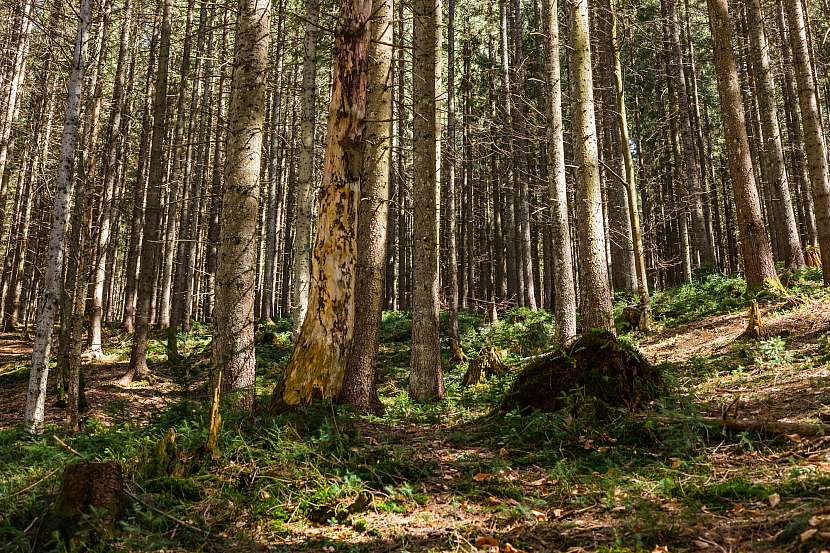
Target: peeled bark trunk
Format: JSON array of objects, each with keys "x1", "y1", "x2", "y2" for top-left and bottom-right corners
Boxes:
[
  {"x1": 409, "y1": 0, "x2": 444, "y2": 401},
  {"x1": 25, "y1": 0, "x2": 91, "y2": 434},
  {"x1": 568, "y1": 0, "x2": 614, "y2": 333},
  {"x1": 340, "y1": 0, "x2": 393, "y2": 414},
  {"x1": 706, "y1": 0, "x2": 780, "y2": 291},
  {"x1": 214, "y1": 0, "x2": 271, "y2": 406},
  {"x1": 782, "y1": 0, "x2": 830, "y2": 283},
  {"x1": 291, "y1": 0, "x2": 321, "y2": 332},
  {"x1": 270, "y1": 0, "x2": 373, "y2": 411},
  {"x1": 541, "y1": 0, "x2": 577, "y2": 342}
]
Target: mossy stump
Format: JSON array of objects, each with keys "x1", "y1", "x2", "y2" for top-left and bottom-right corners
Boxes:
[
  {"x1": 48, "y1": 461, "x2": 125, "y2": 539},
  {"x1": 462, "y1": 345, "x2": 507, "y2": 386},
  {"x1": 500, "y1": 330, "x2": 661, "y2": 415}
]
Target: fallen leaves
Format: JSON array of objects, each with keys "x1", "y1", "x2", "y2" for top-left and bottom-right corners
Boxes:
[
  {"x1": 473, "y1": 472, "x2": 492, "y2": 482},
  {"x1": 767, "y1": 493, "x2": 780, "y2": 507},
  {"x1": 473, "y1": 536, "x2": 527, "y2": 552}
]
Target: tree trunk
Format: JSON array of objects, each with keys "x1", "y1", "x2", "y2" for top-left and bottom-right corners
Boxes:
[
  {"x1": 122, "y1": 0, "x2": 173, "y2": 385},
  {"x1": 665, "y1": 0, "x2": 715, "y2": 269},
  {"x1": 782, "y1": 0, "x2": 830, "y2": 282},
  {"x1": 270, "y1": 0, "x2": 373, "y2": 410},
  {"x1": 291, "y1": 0, "x2": 321, "y2": 333},
  {"x1": 340, "y1": 0, "x2": 393, "y2": 414},
  {"x1": 442, "y1": 0, "x2": 461, "y2": 358},
  {"x1": 744, "y1": 0, "x2": 804, "y2": 268},
  {"x1": 706, "y1": 0, "x2": 780, "y2": 291},
  {"x1": 542, "y1": 0, "x2": 577, "y2": 342},
  {"x1": 25, "y1": 0, "x2": 91, "y2": 434},
  {"x1": 568, "y1": 0, "x2": 614, "y2": 333},
  {"x1": 214, "y1": 0, "x2": 271, "y2": 406},
  {"x1": 409, "y1": 0, "x2": 444, "y2": 401}
]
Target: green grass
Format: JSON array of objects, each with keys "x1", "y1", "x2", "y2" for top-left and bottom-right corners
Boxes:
[{"x1": 2, "y1": 273, "x2": 828, "y2": 551}]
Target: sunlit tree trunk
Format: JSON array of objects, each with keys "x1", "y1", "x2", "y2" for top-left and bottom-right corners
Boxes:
[
  {"x1": 270, "y1": 0, "x2": 373, "y2": 411},
  {"x1": 706, "y1": 0, "x2": 780, "y2": 290},
  {"x1": 542, "y1": 0, "x2": 577, "y2": 342},
  {"x1": 214, "y1": 0, "x2": 271, "y2": 406},
  {"x1": 782, "y1": 0, "x2": 830, "y2": 282},
  {"x1": 291, "y1": 0, "x2": 321, "y2": 332},
  {"x1": 340, "y1": 0, "x2": 393, "y2": 414},
  {"x1": 569, "y1": 0, "x2": 614, "y2": 333}
]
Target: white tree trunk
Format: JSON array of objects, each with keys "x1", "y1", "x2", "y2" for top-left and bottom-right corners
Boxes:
[{"x1": 25, "y1": 0, "x2": 91, "y2": 434}]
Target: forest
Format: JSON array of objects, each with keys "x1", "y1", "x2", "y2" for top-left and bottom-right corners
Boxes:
[{"x1": 1, "y1": 0, "x2": 830, "y2": 548}]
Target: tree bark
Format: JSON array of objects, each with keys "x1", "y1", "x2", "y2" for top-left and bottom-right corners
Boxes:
[
  {"x1": 340, "y1": 0, "x2": 393, "y2": 414},
  {"x1": 542, "y1": 0, "x2": 577, "y2": 342},
  {"x1": 291, "y1": 0, "x2": 321, "y2": 332},
  {"x1": 706, "y1": 0, "x2": 780, "y2": 291},
  {"x1": 270, "y1": 0, "x2": 373, "y2": 410},
  {"x1": 782, "y1": 0, "x2": 830, "y2": 283},
  {"x1": 409, "y1": 0, "x2": 445, "y2": 401},
  {"x1": 122, "y1": 0, "x2": 173, "y2": 385},
  {"x1": 213, "y1": 0, "x2": 271, "y2": 405},
  {"x1": 25, "y1": 0, "x2": 91, "y2": 434},
  {"x1": 568, "y1": 0, "x2": 614, "y2": 333}
]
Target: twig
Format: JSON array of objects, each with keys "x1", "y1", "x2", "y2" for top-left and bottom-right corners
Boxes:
[
  {"x1": 124, "y1": 488, "x2": 211, "y2": 536},
  {"x1": 53, "y1": 435, "x2": 83, "y2": 457},
  {"x1": 8, "y1": 467, "x2": 60, "y2": 498},
  {"x1": 642, "y1": 414, "x2": 830, "y2": 437}
]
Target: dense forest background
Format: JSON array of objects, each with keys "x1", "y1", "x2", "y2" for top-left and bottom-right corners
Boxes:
[{"x1": 1, "y1": 0, "x2": 830, "y2": 549}]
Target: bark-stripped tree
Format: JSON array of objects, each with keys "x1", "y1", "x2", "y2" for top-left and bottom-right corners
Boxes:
[{"x1": 270, "y1": 0, "x2": 373, "y2": 411}]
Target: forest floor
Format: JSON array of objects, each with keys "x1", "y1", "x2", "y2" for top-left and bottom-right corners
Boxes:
[{"x1": 2, "y1": 271, "x2": 830, "y2": 552}]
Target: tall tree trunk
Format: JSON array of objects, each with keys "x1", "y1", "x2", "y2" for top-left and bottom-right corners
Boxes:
[
  {"x1": 706, "y1": 0, "x2": 780, "y2": 290},
  {"x1": 214, "y1": 0, "x2": 271, "y2": 406},
  {"x1": 409, "y1": 0, "x2": 444, "y2": 401},
  {"x1": 89, "y1": 0, "x2": 133, "y2": 357},
  {"x1": 122, "y1": 0, "x2": 173, "y2": 385},
  {"x1": 291, "y1": 0, "x2": 321, "y2": 332},
  {"x1": 569, "y1": 0, "x2": 614, "y2": 333},
  {"x1": 443, "y1": 0, "x2": 462, "y2": 358},
  {"x1": 665, "y1": 0, "x2": 715, "y2": 269},
  {"x1": 270, "y1": 0, "x2": 373, "y2": 410},
  {"x1": 782, "y1": 0, "x2": 830, "y2": 282},
  {"x1": 340, "y1": 0, "x2": 393, "y2": 414},
  {"x1": 25, "y1": 0, "x2": 91, "y2": 434},
  {"x1": 542, "y1": 0, "x2": 577, "y2": 342},
  {"x1": 609, "y1": 0, "x2": 650, "y2": 326},
  {"x1": 744, "y1": 0, "x2": 804, "y2": 268}
]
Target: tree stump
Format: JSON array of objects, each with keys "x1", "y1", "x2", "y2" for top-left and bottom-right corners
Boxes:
[
  {"x1": 461, "y1": 345, "x2": 507, "y2": 386},
  {"x1": 500, "y1": 330, "x2": 661, "y2": 415},
  {"x1": 48, "y1": 461, "x2": 125, "y2": 539},
  {"x1": 806, "y1": 246, "x2": 822, "y2": 268}
]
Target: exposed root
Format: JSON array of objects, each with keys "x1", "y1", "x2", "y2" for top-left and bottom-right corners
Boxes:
[{"x1": 741, "y1": 300, "x2": 766, "y2": 340}]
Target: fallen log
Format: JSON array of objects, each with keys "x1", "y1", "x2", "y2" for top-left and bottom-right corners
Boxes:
[{"x1": 642, "y1": 414, "x2": 830, "y2": 437}]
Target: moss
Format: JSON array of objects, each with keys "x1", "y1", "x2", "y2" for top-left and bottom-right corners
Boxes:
[{"x1": 500, "y1": 330, "x2": 661, "y2": 415}]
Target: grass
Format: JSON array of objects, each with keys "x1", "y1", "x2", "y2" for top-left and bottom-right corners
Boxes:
[{"x1": 1, "y1": 273, "x2": 829, "y2": 551}]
